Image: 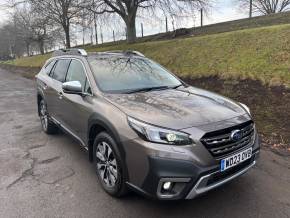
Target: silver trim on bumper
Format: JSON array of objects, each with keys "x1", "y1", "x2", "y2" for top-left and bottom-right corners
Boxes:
[{"x1": 186, "y1": 160, "x2": 256, "y2": 199}]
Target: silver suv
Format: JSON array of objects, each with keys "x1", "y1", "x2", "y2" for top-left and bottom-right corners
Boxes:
[{"x1": 36, "y1": 49, "x2": 260, "y2": 200}]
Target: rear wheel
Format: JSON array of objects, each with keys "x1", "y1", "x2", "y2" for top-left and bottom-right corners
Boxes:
[
  {"x1": 39, "y1": 99, "x2": 58, "y2": 134},
  {"x1": 93, "y1": 132, "x2": 128, "y2": 197}
]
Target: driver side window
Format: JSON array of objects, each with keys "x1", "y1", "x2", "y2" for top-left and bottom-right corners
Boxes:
[{"x1": 66, "y1": 60, "x2": 91, "y2": 93}]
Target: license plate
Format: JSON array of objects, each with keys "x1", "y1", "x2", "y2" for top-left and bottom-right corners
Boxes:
[{"x1": 220, "y1": 148, "x2": 252, "y2": 172}]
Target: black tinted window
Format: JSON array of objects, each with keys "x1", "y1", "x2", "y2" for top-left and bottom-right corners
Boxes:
[
  {"x1": 52, "y1": 59, "x2": 70, "y2": 82},
  {"x1": 44, "y1": 60, "x2": 56, "y2": 75},
  {"x1": 66, "y1": 60, "x2": 88, "y2": 92}
]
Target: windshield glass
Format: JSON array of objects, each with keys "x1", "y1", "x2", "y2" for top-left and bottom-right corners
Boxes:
[{"x1": 88, "y1": 56, "x2": 182, "y2": 93}]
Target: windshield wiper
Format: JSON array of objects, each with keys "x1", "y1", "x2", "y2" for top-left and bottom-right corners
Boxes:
[
  {"x1": 171, "y1": 84, "x2": 183, "y2": 89},
  {"x1": 125, "y1": 86, "x2": 170, "y2": 94}
]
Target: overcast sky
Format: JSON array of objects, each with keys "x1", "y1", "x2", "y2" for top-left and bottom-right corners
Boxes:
[{"x1": 0, "y1": 0, "x2": 249, "y2": 45}]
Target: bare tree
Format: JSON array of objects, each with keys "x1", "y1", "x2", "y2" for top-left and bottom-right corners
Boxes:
[
  {"x1": 84, "y1": 0, "x2": 211, "y2": 43},
  {"x1": 239, "y1": 0, "x2": 290, "y2": 15},
  {"x1": 13, "y1": 9, "x2": 34, "y2": 55},
  {"x1": 10, "y1": 3, "x2": 63, "y2": 55},
  {"x1": 28, "y1": 0, "x2": 85, "y2": 48},
  {"x1": 30, "y1": 15, "x2": 51, "y2": 54},
  {"x1": 14, "y1": 7, "x2": 42, "y2": 54},
  {"x1": 0, "y1": 24, "x2": 15, "y2": 59},
  {"x1": 74, "y1": 8, "x2": 96, "y2": 46},
  {"x1": 0, "y1": 21, "x2": 28, "y2": 58}
]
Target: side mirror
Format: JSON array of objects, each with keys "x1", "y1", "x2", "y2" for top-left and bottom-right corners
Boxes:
[{"x1": 62, "y1": 81, "x2": 82, "y2": 95}]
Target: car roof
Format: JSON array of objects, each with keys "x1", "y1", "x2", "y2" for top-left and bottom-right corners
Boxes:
[{"x1": 52, "y1": 49, "x2": 145, "y2": 59}]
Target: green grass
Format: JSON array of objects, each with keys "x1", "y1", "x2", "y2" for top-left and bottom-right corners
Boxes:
[
  {"x1": 4, "y1": 53, "x2": 51, "y2": 68},
  {"x1": 138, "y1": 11, "x2": 290, "y2": 42},
  {"x1": 5, "y1": 24, "x2": 290, "y2": 87}
]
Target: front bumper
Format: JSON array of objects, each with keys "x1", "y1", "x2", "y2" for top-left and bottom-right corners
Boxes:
[
  {"x1": 186, "y1": 156, "x2": 257, "y2": 199},
  {"x1": 124, "y1": 133, "x2": 260, "y2": 200}
]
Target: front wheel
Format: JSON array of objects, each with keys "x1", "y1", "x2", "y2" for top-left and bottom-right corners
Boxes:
[
  {"x1": 93, "y1": 132, "x2": 128, "y2": 197},
  {"x1": 39, "y1": 99, "x2": 58, "y2": 134}
]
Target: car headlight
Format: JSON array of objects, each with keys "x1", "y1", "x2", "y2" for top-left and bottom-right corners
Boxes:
[
  {"x1": 128, "y1": 117, "x2": 192, "y2": 145},
  {"x1": 239, "y1": 103, "x2": 251, "y2": 115}
]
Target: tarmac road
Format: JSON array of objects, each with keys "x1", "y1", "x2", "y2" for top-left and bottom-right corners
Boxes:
[{"x1": 0, "y1": 68, "x2": 289, "y2": 218}]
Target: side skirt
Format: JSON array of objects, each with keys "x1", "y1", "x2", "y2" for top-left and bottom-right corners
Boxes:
[{"x1": 50, "y1": 116, "x2": 88, "y2": 151}]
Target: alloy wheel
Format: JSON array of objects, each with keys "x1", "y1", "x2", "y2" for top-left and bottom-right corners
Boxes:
[
  {"x1": 39, "y1": 101, "x2": 48, "y2": 131},
  {"x1": 96, "y1": 141, "x2": 118, "y2": 187}
]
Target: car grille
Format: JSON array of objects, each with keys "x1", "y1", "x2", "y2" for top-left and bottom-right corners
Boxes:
[{"x1": 201, "y1": 121, "x2": 255, "y2": 158}]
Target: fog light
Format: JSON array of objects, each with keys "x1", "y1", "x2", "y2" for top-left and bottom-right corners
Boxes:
[
  {"x1": 158, "y1": 178, "x2": 191, "y2": 199},
  {"x1": 163, "y1": 182, "x2": 172, "y2": 190}
]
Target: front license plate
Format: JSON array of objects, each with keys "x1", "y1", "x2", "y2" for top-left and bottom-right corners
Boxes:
[{"x1": 220, "y1": 148, "x2": 252, "y2": 172}]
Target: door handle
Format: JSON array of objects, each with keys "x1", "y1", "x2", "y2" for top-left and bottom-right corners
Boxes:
[{"x1": 58, "y1": 92, "x2": 63, "y2": 99}]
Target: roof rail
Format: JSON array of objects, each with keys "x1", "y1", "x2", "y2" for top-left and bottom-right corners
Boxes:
[
  {"x1": 52, "y1": 48, "x2": 88, "y2": 57},
  {"x1": 102, "y1": 50, "x2": 145, "y2": 57},
  {"x1": 126, "y1": 50, "x2": 145, "y2": 57}
]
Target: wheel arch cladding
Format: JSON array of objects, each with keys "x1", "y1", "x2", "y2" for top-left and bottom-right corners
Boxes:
[{"x1": 87, "y1": 113, "x2": 126, "y2": 163}]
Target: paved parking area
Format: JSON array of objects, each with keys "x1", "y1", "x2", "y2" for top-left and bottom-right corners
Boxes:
[{"x1": 0, "y1": 68, "x2": 289, "y2": 218}]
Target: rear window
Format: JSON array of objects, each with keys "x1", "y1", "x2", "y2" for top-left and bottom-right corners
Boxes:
[
  {"x1": 51, "y1": 59, "x2": 71, "y2": 82},
  {"x1": 44, "y1": 60, "x2": 56, "y2": 75}
]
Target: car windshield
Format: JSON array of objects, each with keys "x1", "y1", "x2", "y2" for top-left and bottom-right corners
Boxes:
[{"x1": 88, "y1": 56, "x2": 182, "y2": 93}]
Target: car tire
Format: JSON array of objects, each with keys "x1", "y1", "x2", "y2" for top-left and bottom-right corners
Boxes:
[
  {"x1": 93, "y1": 132, "x2": 128, "y2": 197},
  {"x1": 39, "y1": 99, "x2": 58, "y2": 134}
]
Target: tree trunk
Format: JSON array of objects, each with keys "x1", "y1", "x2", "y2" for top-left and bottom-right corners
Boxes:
[
  {"x1": 26, "y1": 42, "x2": 30, "y2": 56},
  {"x1": 83, "y1": 25, "x2": 85, "y2": 46},
  {"x1": 125, "y1": 16, "x2": 136, "y2": 43},
  {"x1": 63, "y1": 24, "x2": 71, "y2": 48},
  {"x1": 124, "y1": 8, "x2": 137, "y2": 43},
  {"x1": 39, "y1": 40, "x2": 45, "y2": 55},
  {"x1": 94, "y1": 13, "x2": 98, "y2": 45}
]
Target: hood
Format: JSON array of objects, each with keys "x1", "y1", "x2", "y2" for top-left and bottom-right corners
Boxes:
[{"x1": 104, "y1": 86, "x2": 247, "y2": 130}]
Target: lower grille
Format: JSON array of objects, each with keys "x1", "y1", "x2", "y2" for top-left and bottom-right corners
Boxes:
[
  {"x1": 207, "y1": 158, "x2": 253, "y2": 186},
  {"x1": 201, "y1": 121, "x2": 255, "y2": 158}
]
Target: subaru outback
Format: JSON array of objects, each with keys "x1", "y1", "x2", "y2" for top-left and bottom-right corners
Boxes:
[{"x1": 36, "y1": 49, "x2": 260, "y2": 200}]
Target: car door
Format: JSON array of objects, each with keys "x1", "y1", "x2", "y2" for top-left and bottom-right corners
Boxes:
[
  {"x1": 45, "y1": 58, "x2": 71, "y2": 122},
  {"x1": 59, "y1": 59, "x2": 94, "y2": 143}
]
